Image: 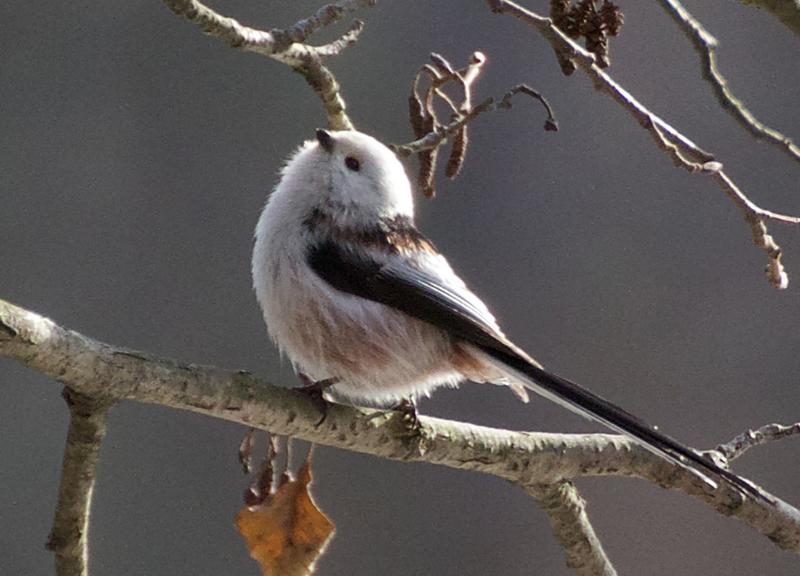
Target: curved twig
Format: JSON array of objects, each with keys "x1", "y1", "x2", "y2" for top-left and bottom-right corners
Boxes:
[
  {"x1": 395, "y1": 51, "x2": 557, "y2": 197},
  {"x1": 658, "y1": 0, "x2": 800, "y2": 163},
  {"x1": 393, "y1": 85, "x2": 557, "y2": 158}
]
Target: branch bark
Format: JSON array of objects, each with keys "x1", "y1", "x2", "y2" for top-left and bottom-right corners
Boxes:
[
  {"x1": 2, "y1": 297, "x2": 800, "y2": 559},
  {"x1": 46, "y1": 389, "x2": 112, "y2": 576},
  {"x1": 715, "y1": 422, "x2": 800, "y2": 463},
  {"x1": 527, "y1": 482, "x2": 617, "y2": 576},
  {"x1": 160, "y1": 0, "x2": 376, "y2": 130}
]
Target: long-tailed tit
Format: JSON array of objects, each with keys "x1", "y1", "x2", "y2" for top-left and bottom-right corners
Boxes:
[{"x1": 252, "y1": 129, "x2": 764, "y2": 501}]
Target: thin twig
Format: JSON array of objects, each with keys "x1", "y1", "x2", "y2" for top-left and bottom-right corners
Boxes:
[
  {"x1": 400, "y1": 53, "x2": 558, "y2": 194},
  {"x1": 648, "y1": 117, "x2": 797, "y2": 288},
  {"x1": 160, "y1": 0, "x2": 376, "y2": 130},
  {"x1": 498, "y1": 84, "x2": 559, "y2": 131},
  {"x1": 392, "y1": 98, "x2": 496, "y2": 158},
  {"x1": 312, "y1": 19, "x2": 366, "y2": 58},
  {"x1": 284, "y1": 1, "x2": 372, "y2": 44},
  {"x1": 393, "y1": 84, "x2": 558, "y2": 158},
  {"x1": 485, "y1": 0, "x2": 800, "y2": 289},
  {"x1": 2, "y1": 298, "x2": 800, "y2": 556},
  {"x1": 714, "y1": 171, "x2": 794, "y2": 289},
  {"x1": 739, "y1": 0, "x2": 800, "y2": 37},
  {"x1": 658, "y1": 0, "x2": 800, "y2": 163},
  {"x1": 527, "y1": 482, "x2": 617, "y2": 576},
  {"x1": 46, "y1": 389, "x2": 113, "y2": 576},
  {"x1": 488, "y1": 0, "x2": 713, "y2": 164},
  {"x1": 715, "y1": 422, "x2": 800, "y2": 463}
]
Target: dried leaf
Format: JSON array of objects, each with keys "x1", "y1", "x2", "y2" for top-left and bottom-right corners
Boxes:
[{"x1": 235, "y1": 456, "x2": 335, "y2": 576}]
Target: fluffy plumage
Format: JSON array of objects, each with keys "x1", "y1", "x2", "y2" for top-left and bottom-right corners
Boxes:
[{"x1": 252, "y1": 129, "x2": 766, "y2": 501}]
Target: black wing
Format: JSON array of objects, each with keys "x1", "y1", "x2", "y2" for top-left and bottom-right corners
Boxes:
[{"x1": 307, "y1": 239, "x2": 767, "y2": 501}]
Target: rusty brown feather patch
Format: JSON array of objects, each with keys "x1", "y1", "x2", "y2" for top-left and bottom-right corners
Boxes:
[{"x1": 303, "y1": 208, "x2": 437, "y2": 255}]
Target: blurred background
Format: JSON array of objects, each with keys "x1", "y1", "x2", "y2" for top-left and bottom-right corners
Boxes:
[{"x1": 1, "y1": 1, "x2": 799, "y2": 574}]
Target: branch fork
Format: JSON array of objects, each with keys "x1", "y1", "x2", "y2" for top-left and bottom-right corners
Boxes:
[
  {"x1": 486, "y1": 0, "x2": 800, "y2": 289},
  {"x1": 15, "y1": 3, "x2": 800, "y2": 575},
  {"x1": 2, "y1": 297, "x2": 799, "y2": 576},
  {"x1": 393, "y1": 51, "x2": 558, "y2": 197},
  {"x1": 161, "y1": 0, "x2": 377, "y2": 130}
]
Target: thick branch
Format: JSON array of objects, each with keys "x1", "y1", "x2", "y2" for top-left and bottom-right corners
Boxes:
[
  {"x1": 2, "y1": 298, "x2": 800, "y2": 556},
  {"x1": 658, "y1": 0, "x2": 800, "y2": 163},
  {"x1": 46, "y1": 389, "x2": 112, "y2": 576},
  {"x1": 527, "y1": 483, "x2": 617, "y2": 575},
  {"x1": 485, "y1": 0, "x2": 800, "y2": 290},
  {"x1": 160, "y1": 0, "x2": 376, "y2": 130}
]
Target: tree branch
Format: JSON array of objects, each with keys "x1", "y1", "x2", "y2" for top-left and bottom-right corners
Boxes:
[
  {"x1": 484, "y1": 0, "x2": 800, "y2": 290},
  {"x1": 658, "y1": 0, "x2": 800, "y2": 163},
  {"x1": 392, "y1": 85, "x2": 557, "y2": 158},
  {"x1": 2, "y1": 297, "x2": 800, "y2": 557},
  {"x1": 740, "y1": 0, "x2": 800, "y2": 36},
  {"x1": 393, "y1": 50, "x2": 557, "y2": 197},
  {"x1": 392, "y1": 97, "x2": 497, "y2": 158},
  {"x1": 527, "y1": 482, "x2": 617, "y2": 575},
  {"x1": 714, "y1": 422, "x2": 800, "y2": 463},
  {"x1": 160, "y1": 0, "x2": 377, "y2": 130},
  {"x1": 46, "y1": 389, "x2": 113, "y2": 576}
]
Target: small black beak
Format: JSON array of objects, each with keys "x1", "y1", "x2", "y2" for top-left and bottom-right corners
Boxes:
[{"x1": 316, "y1": 128, "x2": 334, "y2": 152}]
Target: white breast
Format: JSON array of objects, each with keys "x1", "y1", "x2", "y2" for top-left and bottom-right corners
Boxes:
[{"x1": 252, "y1": 201, "x2": 463, "y2": 406}]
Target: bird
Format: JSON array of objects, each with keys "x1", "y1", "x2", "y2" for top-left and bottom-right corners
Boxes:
[{"x1": 252, "y1": 128, "x2": 765, "y2": 501}]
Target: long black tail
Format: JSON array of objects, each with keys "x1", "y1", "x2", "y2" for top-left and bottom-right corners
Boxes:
[
  {"x1": 475, "y1": 344, "x2": 769, "y2": 503},
  {"x1": 305, "y1": 239, "x2": 769, "y2": 502}
]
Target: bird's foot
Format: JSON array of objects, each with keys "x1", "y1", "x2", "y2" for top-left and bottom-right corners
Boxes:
[
  {"x1": 392, "y1": 397, "x2": 420, "y2": 435},
  {"x1": 294, "y1": 374, "x2": 338, "y2": 426}
]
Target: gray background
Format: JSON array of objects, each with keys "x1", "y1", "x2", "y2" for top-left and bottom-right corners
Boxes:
[{"x1": 2, "y1": 1, "x2": 799, "y2": 574}]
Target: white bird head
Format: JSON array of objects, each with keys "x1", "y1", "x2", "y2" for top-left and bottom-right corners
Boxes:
[{"x1": 274, "y1": 130, "x2": 415, "y2": 226}]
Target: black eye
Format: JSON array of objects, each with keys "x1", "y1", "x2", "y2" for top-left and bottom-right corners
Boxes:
[{"x1": 345, "y1": 156, "x2": 360, "y2": 172}]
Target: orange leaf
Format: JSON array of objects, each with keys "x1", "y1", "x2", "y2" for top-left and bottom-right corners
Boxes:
[{"x1": 235, "y1": 457, "x2": 335, "y2": 576}]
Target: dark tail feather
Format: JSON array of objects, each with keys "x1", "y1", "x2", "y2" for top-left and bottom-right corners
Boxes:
[{"x1": 475, "y1": 345, "x2": 770, "y2": 503}]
